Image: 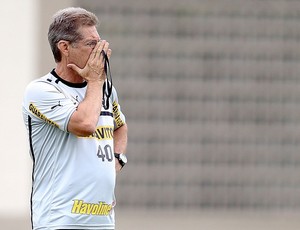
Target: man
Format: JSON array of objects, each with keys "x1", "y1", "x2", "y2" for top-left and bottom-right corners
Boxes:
[{"x1": 22, "y1": 7, "x2": 128, "y2": 230}]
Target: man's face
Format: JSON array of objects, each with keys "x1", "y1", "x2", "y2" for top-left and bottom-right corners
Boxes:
[{"x1": 69, "y1": 26, "x2": 100, "y2": 69}]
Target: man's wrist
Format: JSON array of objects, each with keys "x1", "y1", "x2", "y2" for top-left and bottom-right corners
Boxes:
[{"x1": 114, "y1": 153, "x2": 127, "y2": 168}]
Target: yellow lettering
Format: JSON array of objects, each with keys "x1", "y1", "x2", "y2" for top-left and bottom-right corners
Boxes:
[
  {"x1": 80, "y1": 203, "x2": 87, "y2": 214},
  {"x1": 71, "y1": 200, "x2": 83, "y2": 214},
  {"x1": 29, "y1": 103, "x2": 59, "y2": 128},
  {"x1": 80, "y1": 126, "x2": 114, "y2": 140},
  {"x1": 113, "y1": 101, "x2": 125, "y2": 128},
  {"x1": 92, "y1": 204, "x2": 99, "y2": 215},
  {"x1": 71, "y1": 200, "x2": 112, "y2": 216}
]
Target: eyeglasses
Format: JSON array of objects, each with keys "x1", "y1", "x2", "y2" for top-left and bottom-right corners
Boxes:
[
  {"x1": 83, "y1": 40, "x2": 99, "y2": 49},
  {"x1": 71, "y1": 39, "x2": 100, "y2": 49}
]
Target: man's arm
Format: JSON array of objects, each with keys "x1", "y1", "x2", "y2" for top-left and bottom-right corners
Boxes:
[
  {"x1": 114, "y1": 123, "x2": 128, "y2": 172},
  {"x1": 67, "y1": 41, "x2": 110, "y2": 136}
]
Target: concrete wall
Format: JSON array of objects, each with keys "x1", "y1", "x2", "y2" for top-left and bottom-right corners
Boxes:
[
  {"x1": 0, "y1": 0, "x2": 72, "y2": 217},
  {"x1": 3, "y1": 0, "x2": 300, "y2": 222},
  {"x1": 77, "y1": 0, "x2": 300, "y2": 210},
  {"x1": 37, "y1": 0, "x2": 73, "y2": 75},
  {"x1": 0, "y1": 0, "x2": 37, "y2": 217}
]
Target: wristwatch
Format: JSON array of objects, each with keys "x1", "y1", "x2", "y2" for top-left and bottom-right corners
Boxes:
[{"x1": 114, "y1": 153, "x2": 127, "y2": 168}]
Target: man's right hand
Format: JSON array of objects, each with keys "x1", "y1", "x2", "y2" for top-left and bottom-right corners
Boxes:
[{"x1": 67, "y1": 40, "x2": 112, "y2": 83}]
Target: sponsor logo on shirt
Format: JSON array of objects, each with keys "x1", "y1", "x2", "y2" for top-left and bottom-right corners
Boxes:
[
  {"x1": 113, "y1": 101, "x2": 125, "y2": 128},
  {"x1": 29, "y1": 103, "x2": 59, "y2": 128},
  {"x1": 71, "y1": 199, "x2": 113, "y2": 216},
  {"x1": 80, "y1": 126, "x2": 114, "y2": 140}
]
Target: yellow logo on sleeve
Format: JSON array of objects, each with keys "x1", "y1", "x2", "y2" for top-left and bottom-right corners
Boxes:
[
  {"x1": 29, "y1": 103, "x2": 59, "y2": 128},
  {"x1": 71, "y1": 200, "x2": 113, "y2": 216},
  {"x1": 113, "y1": 101, "x2": 125, "y2": 128}
]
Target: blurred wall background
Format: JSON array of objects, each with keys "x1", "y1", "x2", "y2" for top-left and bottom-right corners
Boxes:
[
  {"x1": 0, "y1": 0, "x2": 73, "y2": 219},
  {"x1": 78, "y1": 0, "x2": 300, "y2": 211},
  {"x1": 2, "y1": 0, "x2": 300, "y2": 229},
  {"x1": 0, "y1": 0, "x2": 37, "y2": 218}
]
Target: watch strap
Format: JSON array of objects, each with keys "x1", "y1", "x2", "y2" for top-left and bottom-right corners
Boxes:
[{"x1": 114, "y1": 153, "x2": 126, "y2": 167}]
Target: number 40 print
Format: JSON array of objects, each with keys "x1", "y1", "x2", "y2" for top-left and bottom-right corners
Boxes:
[{"x1": 97, "y1": 144, "x2": 113, "y2": 162}]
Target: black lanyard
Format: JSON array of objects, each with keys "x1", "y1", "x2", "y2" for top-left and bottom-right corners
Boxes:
[{"x1": 101, "y1": 50, "x2": 113, "y2": 110}]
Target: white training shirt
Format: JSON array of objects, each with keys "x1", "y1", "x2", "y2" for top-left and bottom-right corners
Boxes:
[{"x1": 22, "y1": 70, "x2": 126, "y2": 230}]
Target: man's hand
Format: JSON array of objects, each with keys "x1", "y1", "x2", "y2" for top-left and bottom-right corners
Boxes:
[
  {"x1": 68, "y1": 40, "x2": 112, "y2": 83},
  {"x1": 66, "y1": 40, "x2": 112, "y2": 137}
]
